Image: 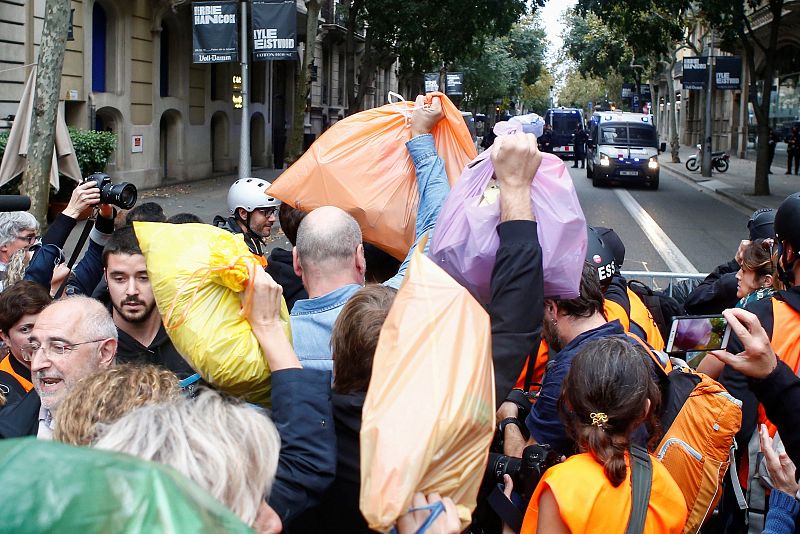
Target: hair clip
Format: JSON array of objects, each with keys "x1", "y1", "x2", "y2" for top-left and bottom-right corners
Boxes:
[{"x1": 590, "y1": 412, "x2": 608, "y2": 427}]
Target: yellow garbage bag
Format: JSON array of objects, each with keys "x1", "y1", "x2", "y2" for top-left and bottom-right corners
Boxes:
[
  {"x1": 134, "y1": 222, "x2": 290, "y2": 406},
  {"x1": 359, "y1": 236, "x2": 495, "y2": 532}
]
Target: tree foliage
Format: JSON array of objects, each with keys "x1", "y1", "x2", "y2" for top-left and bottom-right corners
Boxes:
[
  {"x1": 521, "y1": 68, "x2": 554, "y2": 115},
  {"x1": 558, "y1": 69, "x2": 623, "y2": 112},
  {"x1": 456, "y1": 17, "x2": 547, "y2": 113}
]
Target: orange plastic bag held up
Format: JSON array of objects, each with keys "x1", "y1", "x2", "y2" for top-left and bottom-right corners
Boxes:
[
  {"x1": 134, "y1": 222, "x2": 291, "y2": 406},
  {"x1": 267, "y1": 92, "x2": 477, "y2": 260},
  {"x1": 359, "y1": 237, "x2": 495, "y2": 532}
]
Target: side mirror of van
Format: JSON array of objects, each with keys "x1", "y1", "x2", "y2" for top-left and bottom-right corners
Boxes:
[{"x1": 659, "y1": 142, "x2": 667, "y2": 153}]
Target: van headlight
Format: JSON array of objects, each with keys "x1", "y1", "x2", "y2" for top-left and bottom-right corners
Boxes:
[
  {"x1": 600, "y1": 155, "x2": 611, "y2": 167},
  {"x1": 648, "y1": 157, "x2": 659, "y2": 169}
]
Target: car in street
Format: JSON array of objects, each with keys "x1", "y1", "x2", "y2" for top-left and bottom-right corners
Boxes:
[{"x1": 586, "y1": 111, "x2": 662, "y2": 190}]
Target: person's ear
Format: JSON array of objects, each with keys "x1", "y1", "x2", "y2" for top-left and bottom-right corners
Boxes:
[
  {"x1": 237, "y1": 207, "x2": 248, "y2": 220},
  {"x1": 98, "y1": 338, "x2": 117, "y2": 367},
  {"x1": 762, "y1": 274, "x2": 773, "y2": 288},
  {"x1": 355, "y1": 244, "x2": 366, "y2": 275},
  {"x1": 292, "y1": 247, "x2": 303, "y2": 278}
]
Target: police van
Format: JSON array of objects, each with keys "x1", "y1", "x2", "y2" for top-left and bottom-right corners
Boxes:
[
  {"x1": 586, "y1": 112, "x2": 664, "y2": 190},
  {"x1": 544, "y1": 107, "x2": 584, "y2": 159}
]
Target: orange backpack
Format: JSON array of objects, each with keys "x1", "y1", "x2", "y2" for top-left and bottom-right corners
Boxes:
[{"x1": 632, "y1": 336, "x2": 742, "y2": 534}]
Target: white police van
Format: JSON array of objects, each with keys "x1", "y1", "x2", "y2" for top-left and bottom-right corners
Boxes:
[{"x1": 586, "y1": 112, "x2": 664, "y2": 190}]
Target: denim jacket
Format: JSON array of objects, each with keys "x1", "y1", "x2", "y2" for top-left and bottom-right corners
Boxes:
[{"x1": 290, "y1": 134, "x2": 449, "y2": 372}]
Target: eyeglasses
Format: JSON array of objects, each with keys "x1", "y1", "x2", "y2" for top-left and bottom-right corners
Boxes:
[
  {"x1": 20, "y1": 338, "x2": 109, "y2": 362},
  {"x1": 254, "y1": 207, "x2": 278, "y2": 218},
  {"x1": 16, "y1": 234, "x2": 39, "y2": 245}
]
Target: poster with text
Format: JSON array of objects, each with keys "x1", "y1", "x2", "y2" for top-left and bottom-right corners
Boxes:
[
  {"x1": 252, "y1": 1, "x2": 297, "y2": 61},
  {"x1": 715, "y1": 57, "x2": 742, "y2": 90},
  {"x1": 192, "y1": 1, "x2": 238, "y2": 63},
  {"x1": 682, "y1": 57, "x2": 708, "y2": 90}
]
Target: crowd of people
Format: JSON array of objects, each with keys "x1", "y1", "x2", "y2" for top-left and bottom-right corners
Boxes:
[{"x1": 0, "y1": 94, "x2": 800, "y2": 534}]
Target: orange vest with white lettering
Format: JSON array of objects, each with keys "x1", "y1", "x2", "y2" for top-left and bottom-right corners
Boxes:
[{"x1": 0, "y1": 354, "x2": 33, "y2": 393}]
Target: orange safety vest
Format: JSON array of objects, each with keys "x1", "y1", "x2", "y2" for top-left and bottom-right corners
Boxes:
[
  {"x1": 513, "y1": 341, "x2": 549, "y2": 391},
  {"x1": 0, "y1": 354, "x2": 33, "y2": 393},
  {"x1": 604, "y1": 299, "x2": 631, "y2": 332},
  {"x1": 521, "y1": 452, "x2": 687, "y2": 534},
  {"x1": 758, "y1": 299, "x2": 800, "y2": 436},
  {"x1": 627, "y1": 288, "x2": 666, "y2": 351}
]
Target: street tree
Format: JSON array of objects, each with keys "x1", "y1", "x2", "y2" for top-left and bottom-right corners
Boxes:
[
  {"x1": 457, "y1": 18, "x2": 547, "y2": 114},
  {"x1": 22, "y1": 0, "x2": 71, "y2": 224},
  {"x1": 699, "y1": 0, "x2": 787, "y2": 195},
  {"x1": 286, "y1": 0, "x2": 322, "y2": 164},
  {"x1": 521, "y1": 68, "x2": 554, "y2": 115},
  {"x1": 558, "y1": 69, "x2": 623, "y2": 113}
]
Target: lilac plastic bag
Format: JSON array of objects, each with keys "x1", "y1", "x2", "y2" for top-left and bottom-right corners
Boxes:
[{"x1": 430, "y1": 129, "x2": 587, "y2": 303}]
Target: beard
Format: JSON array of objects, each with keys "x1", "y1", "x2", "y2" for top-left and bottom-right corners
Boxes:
[
  {"x1": 113, "y1": 297, "x2": 157, "y2": 324},
  {"x1": 542, "y1": 318, "x2": 563, "y2": 353}
]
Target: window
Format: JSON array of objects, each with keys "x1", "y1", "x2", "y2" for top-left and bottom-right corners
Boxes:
[{"x1": 92, "y1": 3, "x2": 107, "y2": 93}]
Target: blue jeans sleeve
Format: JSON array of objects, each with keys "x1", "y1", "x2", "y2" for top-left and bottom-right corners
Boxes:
[{"x1": 384, "y1": 133, "x2": 450, "y2": 289}]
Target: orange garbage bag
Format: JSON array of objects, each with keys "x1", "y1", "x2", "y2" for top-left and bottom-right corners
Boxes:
[
  {"x1": 359, "y1": 237, "x2": 495, "y2": 532},
  {"x1": 267, "y1": 92, "x2": 477, "y2": 260}
]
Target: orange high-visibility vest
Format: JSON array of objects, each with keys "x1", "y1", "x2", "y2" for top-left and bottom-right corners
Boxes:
[
  {"x1": 0, "y1": 354, "x2": 33, "y2": 393},
  {"x1": 604, "y1": 299, "x2": 631, "y2": 331},
  {"x1": 627, "y1": 288, "x2": 666, "y2": 351},
  {"x1": 758, "y1": 299, "x2": 800, "y2": 436},
  {"x1": 513, "y1": 341, "x2": 549, "y2": 391},
  {"x1": 521, "y1": 452, "x2": 687, "y2": 534}
]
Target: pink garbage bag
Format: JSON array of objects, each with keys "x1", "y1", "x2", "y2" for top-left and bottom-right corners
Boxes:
[{"x1": 429, "y1": 133, "x2": 586, "y2": 303}]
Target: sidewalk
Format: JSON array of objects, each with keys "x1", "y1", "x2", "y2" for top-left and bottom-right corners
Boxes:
[{"x1": 661, "y1": 145, "x2": 799, "y2": 212}]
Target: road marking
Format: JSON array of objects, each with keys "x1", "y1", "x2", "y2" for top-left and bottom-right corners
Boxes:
[{"x1": 614, "y1": 189, "x2": 699, "y2": 273}]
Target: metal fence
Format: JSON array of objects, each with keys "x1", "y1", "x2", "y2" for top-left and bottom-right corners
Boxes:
[{"x1": 620, "y1": 271, "x2": 709, "y2": 297}]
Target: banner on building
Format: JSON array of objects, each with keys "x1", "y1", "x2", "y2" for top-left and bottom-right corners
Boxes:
[
  {"x1": 252, "y1": 1, "x2": 297, "y2": 61},
  {"x1": 682, "y1": 57, "x2": 708, "y2": 90},
  {"x1": 192, "y1": 1, "x2": 239, "y2": 63},
  {"x1": 715, "y1": 56, "x2": 742, "y2": 90},
  {"x1": 445, "y1": 72, "x2": 464, "y2": 96},
  {"x1": 621, "y1": 83, "x2": 634, "y2": 99},
  {"x1": 640, "y1": 84, "x2": 651, "y2": 99},
  {"x1": 424, "y1": 73, "x2": 440, "y2": 93}
]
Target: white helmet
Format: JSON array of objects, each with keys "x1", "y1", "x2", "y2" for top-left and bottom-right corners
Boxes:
[{"x1": 227, "y1": 178, "x2": 281, "y2": 215}]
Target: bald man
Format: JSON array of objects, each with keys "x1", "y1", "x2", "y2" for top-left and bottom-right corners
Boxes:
[
  {"x1": 289, "y1": 96, "x2": 450, "y2": 372},
  {"x1": 0, "y1": 296, "x2": 118, "y2": 439}
]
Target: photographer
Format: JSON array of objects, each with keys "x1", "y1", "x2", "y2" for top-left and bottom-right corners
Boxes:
[{"x1": 22, "y1": 181, "x2": 116, "y2": 297}]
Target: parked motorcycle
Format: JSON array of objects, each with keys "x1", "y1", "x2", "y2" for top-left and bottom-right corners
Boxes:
[{"x1": 685, "y1": 144, "x2": 730, "y2": 173}]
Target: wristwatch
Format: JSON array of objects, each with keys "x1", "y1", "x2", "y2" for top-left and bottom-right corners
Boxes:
[{"x1": 499, "y1": 417, "x2": 530, "y2": 441}]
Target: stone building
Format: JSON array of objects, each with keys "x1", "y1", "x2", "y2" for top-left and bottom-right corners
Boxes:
[{"x1": 0, "y1": 0, "x2": 400, "y2": 189}]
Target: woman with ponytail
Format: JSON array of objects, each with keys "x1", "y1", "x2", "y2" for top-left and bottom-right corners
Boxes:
[{"x1": 520, "y1": 337, "x2": 686, "y2": 533}]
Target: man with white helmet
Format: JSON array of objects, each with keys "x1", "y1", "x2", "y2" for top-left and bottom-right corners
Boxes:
[{"x1": 214, "y1": 178, "x2": 281, "y2": 257}]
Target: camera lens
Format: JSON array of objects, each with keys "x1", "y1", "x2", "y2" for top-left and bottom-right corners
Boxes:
[{"x1": 105, "y1": 182, "x2": 138, "y2": 210}]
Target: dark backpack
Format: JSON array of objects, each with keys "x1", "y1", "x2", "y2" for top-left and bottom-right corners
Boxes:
[{"x1": 627, "y1": 279, "x2": 685, "y2": 341}]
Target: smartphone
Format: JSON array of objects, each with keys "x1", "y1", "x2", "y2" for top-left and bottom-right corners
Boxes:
[{"x1": 666, "y1": 315, "x2": 732, "y2": 367}]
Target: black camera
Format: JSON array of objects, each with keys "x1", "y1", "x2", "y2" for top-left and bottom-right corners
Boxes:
[
  {"x1": 486, "y1": 444, "x2": 560, "y2": 501},
  {"x1": 83, "y1": 172, "x2": 137, "y2": 210}
]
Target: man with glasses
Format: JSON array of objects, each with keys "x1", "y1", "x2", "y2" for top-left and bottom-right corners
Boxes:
[
  {"x1": 0, "y1": 211, "x2": 39, "y2": 292},
  {"x1": 0, "y1": 295, "x2": 117, "y2": 439},
  {"x1": 214, "y1": 178, "x2": 281, "y2": 258}
]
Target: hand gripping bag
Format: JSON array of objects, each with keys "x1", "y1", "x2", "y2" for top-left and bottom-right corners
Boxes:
[
  {"x1": 134, "y1": 222, "x2": 291, "y2": 406},
  {"x1": 430, "y1": 126, "x2": 587, "y2": 302},
  {"x1": 266, "y1": 92, "x2": 477, "y2": 260},
  {"x1": 359, "y1": 237, "x2": 495, "y2": 532}
]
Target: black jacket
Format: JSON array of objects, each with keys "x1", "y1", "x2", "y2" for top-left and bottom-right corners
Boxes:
[
  {"x1": 0, "y1": 389, "x2": 40, "y2": 438},
  {"x1": 751, "y1": 359, "x2": 800, "y2": 469},
  {"x1": 720, "y1": 285, "x2": 800, "y2": 464},
  {"x1": 684, "y1": 259, "x2": 740, "y2": 315},
  {"x1": 292, "y1": 390, "x2": 376, "y2": 534},
  {"x1": 268, "y1": 368, "x2": 336, "y2": 528},
  {"x1": 115, "y1": 324, "x2": 196, "y2": 380},
  {"x1": 266, "y1": 248, "x2": 308, "y2": 312},
  {"x1": 489, "y1": 220, "x2": 544, "y2": 407}
]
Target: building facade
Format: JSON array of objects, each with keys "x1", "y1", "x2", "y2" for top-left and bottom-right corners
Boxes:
[{"x1": 0, "y1": 0, "x2": 399, "y2": 189}]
